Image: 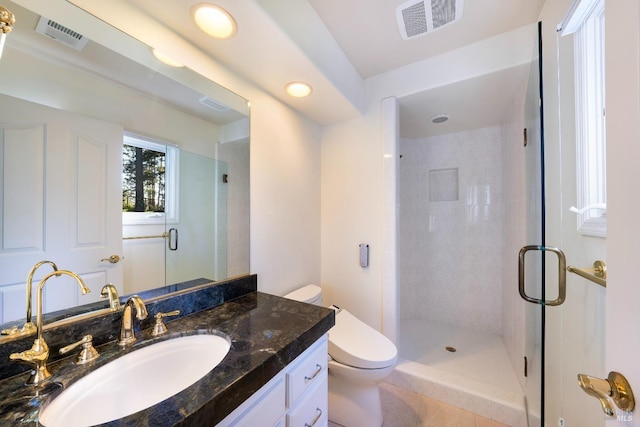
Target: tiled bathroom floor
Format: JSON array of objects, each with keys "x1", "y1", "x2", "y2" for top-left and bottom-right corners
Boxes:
[{"x1": 328, "y1": 382, "x2": 509, "y2": 427}]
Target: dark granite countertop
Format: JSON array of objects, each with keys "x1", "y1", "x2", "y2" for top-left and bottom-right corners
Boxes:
[{"x1": 0, "y1": 291, "x2": 335, "y2": 426}]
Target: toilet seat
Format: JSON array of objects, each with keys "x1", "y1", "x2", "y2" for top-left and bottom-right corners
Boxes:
[{"x1": 328, "y1": 309, "x2": 397, "y2": 370}]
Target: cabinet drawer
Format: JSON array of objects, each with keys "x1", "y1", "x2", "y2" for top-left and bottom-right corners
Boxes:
[
  {"x1": 228, "y1": 378, "x2": 286, "y2": 427},
  {"x1": 287, "y1": 338, "x2": 328, "y2": 406},
  {"x1": 287, "y1": 372, "x2": 328, "y2": 427}
]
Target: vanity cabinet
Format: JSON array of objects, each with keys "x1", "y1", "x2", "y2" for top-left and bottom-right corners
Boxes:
[{"x1": 217, "y1": 335, "x2": 328, "y2": 427}]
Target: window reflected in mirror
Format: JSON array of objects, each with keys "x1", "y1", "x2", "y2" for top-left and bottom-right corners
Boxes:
[{"x1": 122, "y1": 133, "x2": 179, "y2": 225}]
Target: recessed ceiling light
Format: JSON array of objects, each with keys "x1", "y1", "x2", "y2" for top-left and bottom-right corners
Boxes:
[
  {"x1": 285, "y1": 82, "x2": 313, "y2": 98},
  {"x1": 191, "y1": 3, "x2": 237, "y2": 39},
  {"x1": 431, "y1": 114, "x2": 450, "y2": 124},
  {"x1": 151, "y1": 48, "x2": 184, "y2": 67},
  {"x1": 0, "y1": 6, "x2": 16, "y2": 60}
]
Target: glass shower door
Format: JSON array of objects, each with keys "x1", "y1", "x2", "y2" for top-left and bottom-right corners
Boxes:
[
  {"x1": 520, "y1": 21, "x2": 549, "y2": 427},
  {"x1": 165, "y1": 151, "x2": 228, "y2": 286},
  {"x1": 522, "y1": 18, "x2": 608, "y2": 426}
]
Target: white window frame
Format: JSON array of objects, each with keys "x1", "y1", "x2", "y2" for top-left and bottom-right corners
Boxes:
[
  {"x1": 122, "y1": 132, "x2": 180, "y2": 225},
  {"x1": 560, "y1": 0, "x2": 607, "y2": 237}
]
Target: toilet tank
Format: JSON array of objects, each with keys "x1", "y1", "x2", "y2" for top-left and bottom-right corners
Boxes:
[{"x1": 283, "y1": 285, "x2": 323, "y2": 306}]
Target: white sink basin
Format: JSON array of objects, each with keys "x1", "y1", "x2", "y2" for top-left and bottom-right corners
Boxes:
[{"x1": 39, "y1": 333, "x2": 231, "y2": 427}]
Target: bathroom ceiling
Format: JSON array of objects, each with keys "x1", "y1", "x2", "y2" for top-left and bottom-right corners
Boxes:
[
  {"x1": 306, "y1": 0, "x2": 545, "y2": 137},
  {"x1": 307, "y1": 0, "x2": 544, "y2": 79},
  {"x1": 62, "y1": 0, "x2": 545, "y2": 134}
]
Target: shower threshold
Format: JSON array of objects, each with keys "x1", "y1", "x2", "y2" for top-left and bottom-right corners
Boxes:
[{"x1": 390, "y1": 319, "x2": 526, "y2": 427}]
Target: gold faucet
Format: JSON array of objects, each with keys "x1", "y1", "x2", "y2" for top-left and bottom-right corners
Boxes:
[
  {"x1": 23, "y1": 261, "x2": 60, "y2": 334},
  {"x1": 118, "y1": 296, "x2": 147, "y2": 346},
  {"x1": 100, "y1": 283, "x2": 121, "y2": 310},
  {"x1": 9, "y1": 270, "x2": 90, "y2": 385},
  {"x1": 0, "y1": 261, "x2": 60, "y2": 336}
]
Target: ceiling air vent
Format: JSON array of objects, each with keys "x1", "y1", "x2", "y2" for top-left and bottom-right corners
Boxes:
[
  {"x1": 396, "y1": 0, "x2": 464, "y2": 40},
  {"x1": 35, "y1": 16, "x2": 89, "y2": 51},
  {"x1": 199, "y1": 96, "x2": 229, "y2": 112}
]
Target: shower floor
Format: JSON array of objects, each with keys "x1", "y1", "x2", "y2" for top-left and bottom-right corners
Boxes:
[{"x1": 389, "y1": 319, "x2": 526, "y2": 427}]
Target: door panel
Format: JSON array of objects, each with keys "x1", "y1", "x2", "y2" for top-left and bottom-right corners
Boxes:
[{"x1": 2, "y1": 125, "x2": 45, "y2": 252}]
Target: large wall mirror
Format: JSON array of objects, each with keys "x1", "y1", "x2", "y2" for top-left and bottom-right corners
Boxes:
[{"x1": 0, "y1": 0, "x2": 250, "y2": 327}]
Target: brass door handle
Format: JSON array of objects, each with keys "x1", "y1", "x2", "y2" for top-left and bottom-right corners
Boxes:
[
  {"x1": 100, "y1": 255, "x2": 122, "y2": 264},
  {"x1": 578, "y1": 371, "x2": 635, "y2": 417}
]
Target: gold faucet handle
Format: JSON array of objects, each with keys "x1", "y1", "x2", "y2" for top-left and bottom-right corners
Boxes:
[
  {"x1": 21, "y1": 322, "x2": 37, "y2": 334},
  {"x1": 1, "y1": 325, "x2": 20, "y2": 336},
  {"x1": 60, "y1": 335, "x2": 99, "y2": 364},
  {"x1": 1, "y1": 321, "x2": 37, "y2": 337},
  {"x1": 152, "y1": 310, "x2": 181, "y2": 336}
]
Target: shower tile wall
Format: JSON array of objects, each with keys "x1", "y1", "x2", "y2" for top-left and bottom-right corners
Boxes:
[{"x1": 399, "y1": 126, "x2": 503, "y2": 336}]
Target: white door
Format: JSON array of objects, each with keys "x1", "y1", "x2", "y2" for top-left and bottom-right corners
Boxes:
[
  {"x1": 0, "y1": 95, "x2": 123, "y2": 322},
  {"x1": 603, "y1": 2, "x2": 640, "y2": 426},
  {"x1": 540, "y1": 1, "x2": 640, "y2": 425},
  {"x1": 542, "y1": 16, "x2": 607, "y2": 427}
]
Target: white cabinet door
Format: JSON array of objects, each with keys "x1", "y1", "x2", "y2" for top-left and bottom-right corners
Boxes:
[{"x1": 0, "y1": 95, "x2": 123, "y2": 322}]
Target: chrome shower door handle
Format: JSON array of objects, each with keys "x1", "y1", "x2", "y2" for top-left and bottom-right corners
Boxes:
[{"x1": 518, "y1": 245, "x2": 567, "y2": 306}]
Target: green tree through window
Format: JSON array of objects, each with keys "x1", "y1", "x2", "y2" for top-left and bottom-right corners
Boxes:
[{"x1": 122, "y1": 144, "x2": 166, "y2": 212}]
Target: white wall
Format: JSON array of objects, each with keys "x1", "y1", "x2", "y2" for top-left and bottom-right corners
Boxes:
[
  {"x1": 249, "y1": 92, "x2": 322, "y2": 296},
  {"x1": 398, "y1": 127, "x2": 504, "y2": 336},
  {"x1": 321, "y1": 111, "x2": 385, "y2": 327}
]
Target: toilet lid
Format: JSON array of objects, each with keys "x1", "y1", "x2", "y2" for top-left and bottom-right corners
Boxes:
[
  {"x1": 328, "y1": 309, "x2": 398, "y2": 369},
  {"x1": 283, "y1": 285, "x2": 321, "y2": 304}
]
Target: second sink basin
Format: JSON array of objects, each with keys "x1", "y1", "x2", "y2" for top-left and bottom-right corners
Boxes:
[{"x1": 39, "y1": 333, "x2": 231, "y2": 427}]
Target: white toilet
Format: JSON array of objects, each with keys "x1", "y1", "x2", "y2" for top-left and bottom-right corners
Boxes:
[{"x1": 284, "y1": 285, "x2": 397, "y2": 427}]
